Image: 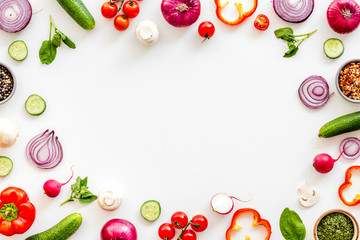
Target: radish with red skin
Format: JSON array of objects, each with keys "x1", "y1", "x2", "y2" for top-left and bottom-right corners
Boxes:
[
  {"x1": 313, "y1": 151, "x2": 348, "y2": 174},
  {"x1": 43, "y1": 167, "x2": 74, "y2": 198}
]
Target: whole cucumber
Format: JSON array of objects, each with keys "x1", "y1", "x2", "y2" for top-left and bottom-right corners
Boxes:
[
  {"x1": 25, "y1": 213, "x2": 82, "y2": 240},
  {"x1": 56, "y1": 0, "x2": 95, "y2": 30},
  {"x1": 319, "y1": 111, "x2": 360, "y2": 138}
]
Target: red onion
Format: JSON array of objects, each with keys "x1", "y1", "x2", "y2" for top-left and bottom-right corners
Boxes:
[
  {"x1": 0, "y1": 0, "x2": 32, "y2": 33},
  {"x1": 339, "y1": 137, "x2": 360, "y2": 160},
  {"x1": 273, "y1": 0, "x2": 314, "y2": 23},
  {"x1": 161, "y1": 0, "x2": 200, "y2": 27},
  {"x1": 327, "y1": 0, "x2": 360, "y2": 34},
  {"x1": 26, "y1": 129, "x2": 63, "y2": 169},
  {"x1": 298, "y1": 75, "x2": 330, "y2": 109},
  {"x1": 101, "y1": 219, "x2": 137, "y2": 240}
]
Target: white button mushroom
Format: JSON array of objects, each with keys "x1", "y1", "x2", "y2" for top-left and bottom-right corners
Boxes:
[
  {"x1": 97, "y1": 190, "x2": 122, "y2": 211},
  {"x1": 135, "y1": 20, "x2": 159, "y2": 46},
  {"x1": 0, "y1": 118, "x2": 19, "y2": 148},
  {"x1": 298, "y1": 181, "x2": 319, "y2": 207}
]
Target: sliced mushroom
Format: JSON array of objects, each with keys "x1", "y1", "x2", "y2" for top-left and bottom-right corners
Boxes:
[{"x1": 298, "y1": 181, "x2": 319, "y2": 207}]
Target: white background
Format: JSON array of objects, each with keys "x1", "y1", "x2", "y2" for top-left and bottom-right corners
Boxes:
[{"x1": 2, "y1": 0, "x2": 360, "y2": 239}]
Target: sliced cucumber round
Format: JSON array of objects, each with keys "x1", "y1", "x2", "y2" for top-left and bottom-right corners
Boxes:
[
  {"x1": 8, "y1": 40, "x2": 28, "y2": 61},
  {"x1": 25, "y1": 94, "x2": 46, "y2": 116},
  {"x1": 0, "y1": 156, "x2": 13, "y2": 177},
  {"x1": 324, "y1": 38, "x2": 344, "y2": 59},
  {"x1": 140, "y1": 200, "x2": 161, "y2": 222}
]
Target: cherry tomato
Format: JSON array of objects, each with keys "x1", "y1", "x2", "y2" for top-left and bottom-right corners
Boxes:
[
  {"x1": 114, "y1": 15, "x2": 129, "y2": 31},
  {"x1": 158, "y1": 223, "x2": 175, "y2": 240},
  {"x1": 190, "y1": 215, "x2": 208, "y2": 232},
  {"x1": 171, "y1": 211, "x2": 188, "y2": 229},
  {"x1": 198, "y1": 21, "x2": 215, "y2": 41},
  {"x1": 254, "y1": 14, "x2": 270, "y2": 31},
  {"x1": 101, "y1": 1, "x2": 118, "y2": 18},
  {"x1": 181, "y1": 229, "x2": 197, "y2": 240},
  {"x1": 122, "y1": 0, "x2": 140, "y2": 18}
]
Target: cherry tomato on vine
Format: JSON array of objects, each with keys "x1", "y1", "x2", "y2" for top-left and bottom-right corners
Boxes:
[
  {"x1": 122, "y1": 0, "x2": 140, "y2": 18},
  {"x1": 254, "y1": 14, "x2": 270, "y2": 31},
  {"x1": 114, "y1": 15, "x2": 130, "y2": 31},
  {"x1": 101, "y1": 1, "x2": 118, "y2": 19},
  {"x1": 181, "y1": 229, "x2": 197, "y2": 240},
  {"x1": 190, "y1": 215, "x2": 208, "y2": 232},
  {"x1": 198, "y1": 21, "x2": 215, "y2": 41},
  {"x1": 158, "y1": 223, "x2": 175, "y2": 240},
  {"x1": 171, "y1": 211, "x2": 188, "y2": 229}
]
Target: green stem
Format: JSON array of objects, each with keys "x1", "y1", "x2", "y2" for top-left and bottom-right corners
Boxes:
[
  {"x1": 0, "y1": 203, "x2": 19, "y2": 221},
  {"x1": 49, "y1": 15, "x2": 53, "y2": 41},
  {"x1": 177, "y1": 220, "x2": 192, "y2": 240},
  {"x1": 118, "y1": 0, "x2": 125, "y2": 12},
  {"x1": 297, "y1": 29, "x2": 317, "y2": 48}
]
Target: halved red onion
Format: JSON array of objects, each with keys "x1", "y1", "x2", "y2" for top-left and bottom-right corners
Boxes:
[
  {"x1": 327, "y1": 0, "x2": 360, "y2": 34},
  {"x1": 273, "y1": 0, "x2": 314, "y2": 23},
  {"x1": 0, "y1": 0, "x2": 32, "y2": 33},
  {"x1": 339, "y1": 137, "x2": 360, "y2": 160},
  {"x1": 26, "y1": 129, "x2": 63, "y2": 169},
  {"x1": 161, "y1": 0, "x2": 201, "y2": 27},
  {"x1": 298, "y1": 75, "x2": 330, "y2": 109}
]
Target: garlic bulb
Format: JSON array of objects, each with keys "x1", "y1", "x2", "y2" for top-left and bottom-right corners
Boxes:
[
  {"x1": 97, "y1": 190, "x2": 122, "y2": 211},
  {"x1": 0, "y1": 118, "x2": 19, "y2": 148},
  {"x1": 135, "y1": 20, "x2": 159, "y2": 45}
]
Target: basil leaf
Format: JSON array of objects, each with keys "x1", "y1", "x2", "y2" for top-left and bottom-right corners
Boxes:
[
  {"x1": 39, "y1": 40, "x2": 57, "y2": 64},
  {"x1": 284, "y1": 45, "x2": 299, "y2": 58},
  {"x1": 80, "y1": 191, "x2": 95, "y2": 198},
  {"x1": 274, "y1": 27, "x2": 294, "y2": 39},
  {"x1": 71, "y1": 176, "x2": 82, "y2": 192},
  {"x1": 78, "y1": 195, "x2": 97, "y2": 204},
  {"x1": 63, "y1": 37, "x2": 76, "y2": 49},
  {"x1": 52, "y1": 32, "x2": 62, "y2": 47},
  {"x1": 280, "y1": 208, "x2": 306, "y2": 240},
  {"x1": 80, "y1": 176, "x2": 88, "y2": 187}
]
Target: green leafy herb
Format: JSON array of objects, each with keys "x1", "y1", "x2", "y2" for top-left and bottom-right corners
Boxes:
[
  {"x1": 39, "y1": 16, "x2": 76, "y2": 64},
  {"x1": 61, "y1": 176, "x2": 97, "y2": 206},
  {"x1": 317, "y1": 212, "x2": 354, "y2": 240},
  {"x1": 274, "y1": 27, "x2": 316, "y2": 58},
  {"x1": 279, "y1": 208, "x2": 306, "y2": 240}
]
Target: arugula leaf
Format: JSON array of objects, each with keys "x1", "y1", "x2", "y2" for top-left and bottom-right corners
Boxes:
[
  {"x1": 39, "y1": 41, "x2": 57, "y2": 65},
  {"x1": 61, "y1": 176, "x2": 97, "y2": 206},
  {"x1": 280, "y1": 208, "x2": 306, "y2": 240}
]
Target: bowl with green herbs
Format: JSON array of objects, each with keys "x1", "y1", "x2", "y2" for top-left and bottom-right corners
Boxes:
[
  {"x1": 314, "y1": 209, "x2": 359, "y2": 240},
  {"x1": 0, "y1": 63, "x2": 16, "y2": 105}
]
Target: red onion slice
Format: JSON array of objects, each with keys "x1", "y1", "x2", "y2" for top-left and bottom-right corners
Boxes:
[
  {"x1": 161, "y1": 0, "x2": 201, "y2": 27},
  {"x1": 26, "y1": 129, "x2": 63, "y2": 169},
  {"x1": 273, "y1": 0, "x2": 314, "y2": 23},
  {"x1": 339, "y1": 137, "x2": 360, "y2": 160},
  {"x1": 298, "y1": 75, "x2": 330, "y2": 109},
  {"x1": 0, "y1": 0, "x2": 32, "y2": 33}
]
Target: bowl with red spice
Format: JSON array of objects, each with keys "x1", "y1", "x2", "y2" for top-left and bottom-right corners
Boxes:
[
  {"x1": 0, "y1": 63, "x2": 16, "y2": 104},
  {"x1": 337, "y1": 59, "x2": 360, "y2": 103}
]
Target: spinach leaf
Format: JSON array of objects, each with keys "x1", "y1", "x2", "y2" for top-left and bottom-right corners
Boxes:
[
  {"x1": 284, "y1": 45, "x2": 299, "y2": 58},
  {"x1": 52, "y1": 32, "x2": 62, "y2": 47},
  {"x1": 57, "y1": 30, "x2": 76, "y2": 49},
  {"x1": 280, "y1": 208, "x2": 306, "y2": 240},
  {"x1": 39, "y1": 41, "x2": 57, "y2": 65},
  {"x1": 274, "y1": 27, "x2": 293, "y2": 38}
]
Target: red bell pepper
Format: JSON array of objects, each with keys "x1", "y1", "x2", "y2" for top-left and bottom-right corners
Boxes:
[
  {"x1": 214, "y1": 0, "x2": 258, "y2": 26},
  {"x1": 338, "y1": 165, "x2": 360, "y2": 206},
  {"x1": 0, "y1": 187, "x2": 36, "y2": 236},
  {"x1": 226, "y1": 208, "x2": 271, "y2": 240}
]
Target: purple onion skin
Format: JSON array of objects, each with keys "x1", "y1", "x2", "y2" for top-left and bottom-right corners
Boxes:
[
  {"x1": 327, "y1": 0, "x2": 360, "y2": 34},
  {"x1": 0, "y1": 0, "x2": 32, "y2": 33},
  {"x1": 101, "y1": 219, "x2": 137, "y2": 240},
  {"x1": 273, "y1": 0, "x2": 314, "y2": 23},
  {"x1": 161, "y1": 0, "x2": 201, "y2": 27}
]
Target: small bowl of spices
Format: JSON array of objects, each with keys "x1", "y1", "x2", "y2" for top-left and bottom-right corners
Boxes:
[
  {"x1": 0, "y1": 63, "x2": 16, "y2": 104},
  {"x1": 337, "y1": 59, "x2": 360, "y2": 103},
  {"x1": 314, "y1": 209, "x2": 359, "y2": 240}
]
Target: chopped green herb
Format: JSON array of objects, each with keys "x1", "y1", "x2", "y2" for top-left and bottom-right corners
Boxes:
[{"x1": 317, "y1": 212, "x2": 354, "y2": 240}]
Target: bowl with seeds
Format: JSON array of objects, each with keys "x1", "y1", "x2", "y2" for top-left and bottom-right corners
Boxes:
[
  {"x1": 314, "y1": 209, "x2": 359, "y2": 240},
  {"x1": 336, "y1": 59, "x2": 360, "y2": 103},
  {"x1": 0, "y1": 63, "x2": 16, "y2": 104}
]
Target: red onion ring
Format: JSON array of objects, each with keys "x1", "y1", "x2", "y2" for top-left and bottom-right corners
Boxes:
[
  {"x1": 298, "y1": 75, "x2": 330, "y2": 109},
  {"x1": 339, "y1": 137, "x2": 360, "y2": 160},
  {"x1": 26, "y1": 129, "x2": 63, "y2": 169},
  {"x1": 0, "y1": 0, "x2": 32, "y2": 33},
  {"x1": 273, "y1": 0, "x2": 314, "y2": 23}
]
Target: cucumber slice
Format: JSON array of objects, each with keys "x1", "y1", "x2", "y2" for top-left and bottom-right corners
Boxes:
[
  {"x1": 8, "y1": 40, "x2": 28, "y2": 61},
  {"x1": 324, "y1": 38, "x2": 344, "y2": 59},
  {"x1": 25, "y1": 94, "x2": 46, "y2": 116},
  {"x1": 0, "y1": 156, "x2": 13, "y2": 177},
  {"x1": 140, "y1": 200, "x2": 161, "y2": 222}
]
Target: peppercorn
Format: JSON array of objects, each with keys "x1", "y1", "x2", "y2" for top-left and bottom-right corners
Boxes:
[{"x1": 0, "y1": 65, "x2": 14, "y2": 102}]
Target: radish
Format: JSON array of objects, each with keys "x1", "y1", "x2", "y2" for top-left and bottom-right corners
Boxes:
[
  {"x1": 210, "y1": 193, "x2": 252, "y2": 215},
  {"x1": 313, "y1": 151, "x2": 346, "y2": 174},
  {"x1": 43, "y1": 167, "x2": 74, "y2": 198}
]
